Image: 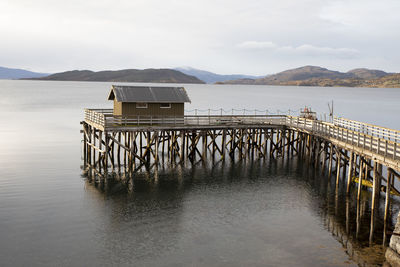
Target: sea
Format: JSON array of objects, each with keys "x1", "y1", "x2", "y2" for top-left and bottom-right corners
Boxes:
[{"x1": 0, "y1": 79, "x2": 399, "y2": 266}]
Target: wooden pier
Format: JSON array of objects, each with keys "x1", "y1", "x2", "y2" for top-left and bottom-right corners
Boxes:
[{"x1": 81, "y1": 108, "x2": 400, "y2": 244}]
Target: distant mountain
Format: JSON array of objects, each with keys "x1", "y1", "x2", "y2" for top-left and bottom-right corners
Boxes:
[
  {"x1": 175, "y1": 67, "x2": 263, "y2": 84},
  {"x1": 30, "y1": 69, "x2": 205, "y2": 84},
  {"x1": 231, "y1": 66, "x2": 352, "y2": 85},
  {"x1": 0, "y1": 66, "x2": 49, "y2": 79},
  {"x1": 347, "y1": 68, "x2": 389, "y2": 79},
  {"x1": 222, "y1": 66, "x2": 398, "y2": 88}
]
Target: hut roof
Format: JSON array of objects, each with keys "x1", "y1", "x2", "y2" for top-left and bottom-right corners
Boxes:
[{"x1": 108, "y1": 85, "x2": 191, "y2": 103}]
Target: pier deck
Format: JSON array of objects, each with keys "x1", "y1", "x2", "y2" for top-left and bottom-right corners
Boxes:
[{"x1": 83, "y1": 108, "x2": 400, "y2": 172}]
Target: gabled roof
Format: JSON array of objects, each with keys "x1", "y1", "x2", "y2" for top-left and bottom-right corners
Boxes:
[{"x1": 108, "y1": 85, "x2": 191, "y2": 103}]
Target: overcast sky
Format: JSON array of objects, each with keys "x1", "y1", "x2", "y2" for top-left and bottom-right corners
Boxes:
[{"x1": 1, "y1": 0, "x2": 399, "y2": 75}]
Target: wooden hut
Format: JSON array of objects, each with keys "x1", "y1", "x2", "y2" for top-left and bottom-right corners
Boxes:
[{"x1": 108, "y1": 85, "x2": 191, "y2": 117}]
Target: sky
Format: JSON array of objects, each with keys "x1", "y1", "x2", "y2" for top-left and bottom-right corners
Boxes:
[{"x1": 0, "y1": 0, "x2": 399, "y2": 75}]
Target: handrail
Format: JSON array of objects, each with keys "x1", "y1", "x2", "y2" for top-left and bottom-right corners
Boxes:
[
  {"x1": 83, "y1": 109, "x2": 400, "y2": 163},
  {"x1": 334, "y1": 117, "x2": 400, "y2": 142},
  {"x1": 286, "y1": 116, "x2": 400, "y2": 162}
]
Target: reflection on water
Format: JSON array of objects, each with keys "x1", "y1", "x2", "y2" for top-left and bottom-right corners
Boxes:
[
  {"x1": 2, "y1": 80, "x2": 400, "y2": 266},
  {"x1": 83, "y1": 156, "x2": 394, "y2": 266}
]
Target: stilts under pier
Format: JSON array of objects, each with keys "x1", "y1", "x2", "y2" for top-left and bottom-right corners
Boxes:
[{"x1": 81, "y1": 108, "x2": 400, "y2": 246}]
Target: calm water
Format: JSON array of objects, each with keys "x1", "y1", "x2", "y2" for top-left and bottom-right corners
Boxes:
[{"x1": 0, "y1": 80, "x2": 399, "y2": 266}]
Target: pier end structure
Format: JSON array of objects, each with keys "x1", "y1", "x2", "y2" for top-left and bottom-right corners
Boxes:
[{"x1": 108, "y1": 85, "x2": 191, "y2": 117}]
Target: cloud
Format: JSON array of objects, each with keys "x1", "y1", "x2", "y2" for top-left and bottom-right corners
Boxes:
[
  {"x1": 237, "y1": 41, "x2": 277, "y2": 49},
  {"x1": 0, "y1": 0, "x2": 398, "y2": 73},
  {"x1": 279, "y1": 44, "x2": 360, "y2": 58},
  {"x1": 237, "y1": 41, "x2": 359, "y2": 58}
]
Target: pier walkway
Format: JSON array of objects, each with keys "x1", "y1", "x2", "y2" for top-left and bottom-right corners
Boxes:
[{"x1": 83, "y1": 108, "x2": 400, "y2": 172}]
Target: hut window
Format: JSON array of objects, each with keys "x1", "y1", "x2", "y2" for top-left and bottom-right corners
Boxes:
[
  {"x1": 160, "y1": 103, "x2": 171, "y2": 109},
  {"x1": 136, "y1": 103, "x2": 148, "y2": 108}
]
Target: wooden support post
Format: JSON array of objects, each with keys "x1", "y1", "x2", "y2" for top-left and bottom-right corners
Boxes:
[
  {"x1": 132, "y1": 132, "x2": 136, "y2": 170},
  {"x1": 128, "y1": 132, "x2": 132, "y2": 169},
  {"x1": 83, "y1": 124, "x2": 87, "y2": 166},
  {"x1": 269, "y1": 129, "x2": 274, "y2": 159},
  {"x1": 357, "y1": 158, "x2": 363, "y2": 202},
  {"x1": 336, "y1": 151, "x2": 341, "y2": 187},
  {"x1": 117, "y1": 132, "x2": 121, "y2": 170},
  {"x1": 369, "y1": 161, "x2": 379, "y2": 244},
  {"x1": 140, "y1": 131, "x2": 143, "y2": 158},
  {"x1": 243, "y1": 129, "x2": 248, "y2": 159},
  {"x1": 162, "y1": 131, "x2": 165, "y2": 160},
  {"x1": 110, "y1": 133, "x2": 115, "y2": 170},
  {"x1": 315, "y1": 139, "x2": 321, "y2": 169},
  {"x1": 291, "y1": 130, "x2": 295, "y2": 157},
  {"x1": 180, "y1": 130, "x2": 185, "y2": 162},
  {"x1": 87, "y1": 125, "x2": 91, "y2": 166},
  {"x1": 92, "y1": 128, "x2": 96, "y2": 168},
  {"x1": 296, "y1": 132, "x2": 300, "y2": 157},
  {"x1": 286, "y1": 130, "x2": 291, "y2": 158},
  {"x1": 124, "y1": 132, "x2": 127, "y2": 167},
  {"x1": 263, "y1": 129, "x2": 268, "y2": 158},
  {"x1": 383, "y1": 169, "x2": 393, "y2": 246},
  {"x1": 99, "y1": 131, "x2": 103, "y2": 172},
  {"x1": 346, "y1": 152, "x2": 353, "y2": 194},
  {"x1": 321, "y1": 142, "x2": 326, "y2": 172},
  {"x1": 328, "y1": 143, "x2": 333, "y2": 177},
  {"x1": 127, "y1": 132, "x2": 132, "y2": 170},
  {"x1": 282, "y1": 129, "x2": 286, "y2": 159},
  {"x1": 146, "y1": 131, "x2": 151, "y2": 164},
  {"x1": 155, "y1": 131, "x2": 159, "y2": 163},
  {"x1": 342, "y1": 150, "x2": 347, "y2": 179},
  {"x1": 202, "y1": 131, "x2": 207, "y2": 159},
  {"x1": 356, "y1": 193, "x2": 361, "y2": 239},
  {"x1": 222, "y1": 129, "x2": 226, "y2": 160},
  {"x1": 104, "y1": 131, "x2": 109, "y2": 173}
]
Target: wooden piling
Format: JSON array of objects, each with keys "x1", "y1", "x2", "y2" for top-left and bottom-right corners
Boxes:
[
  {"x1": 346, "y1": 152, "x2": 353, "y2": 194},
  {"x1": 357, "y1": 158, "x2": 363, "y2": 202}
]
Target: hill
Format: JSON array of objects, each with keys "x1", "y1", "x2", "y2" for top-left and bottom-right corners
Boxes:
[
  {"x1": 175, "y1": 67, "x2": 262, "y2": 84},
  {"x1": 0, "y1": 66, "x2": 49, "y2": 79},
  {"x1": 221, "y1": 66, "x2": 399, "y2": 88},
  {"x1": 30, "y1": 69, "x2": 205, "y2": 84},
  {"x1": 347, "y1": 68, "x2": 389, "y2": 79}
]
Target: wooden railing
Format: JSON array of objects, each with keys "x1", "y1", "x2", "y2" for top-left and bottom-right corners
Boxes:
[
  {"x1": 84, "y1": 109, "x2": 400, "y2": 162},
  {"x1": 334, "y1": 117, "x2": 400, "y2": 142},
  {"x1": 84, "y1": 109, "x2": 287, "y2": 127},
  {"x1": 286, "y1": 116, "x2": 400, "y2": 161}
]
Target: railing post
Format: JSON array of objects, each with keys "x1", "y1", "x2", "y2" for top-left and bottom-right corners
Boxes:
[
  {"x1": 363, "y1": 134, "x2": 366, "y2": 149},
  {"x1": 370, "y1": 136, "x2": 373, "y2": 151},
  {"x1": 394, "y1": 143, "x2": 397, "y2": 160},
  {"x1": 385, "y1": 140, "x2": 388, "y2": 157},
  {"x1": 377, "y1": 138, "x2": 380, "y2": 154}
]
